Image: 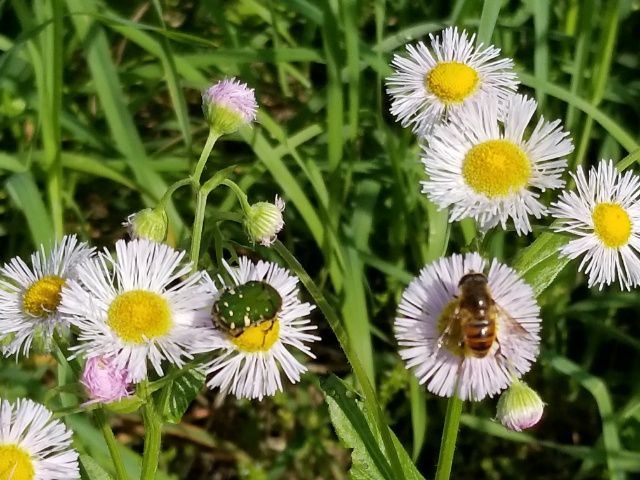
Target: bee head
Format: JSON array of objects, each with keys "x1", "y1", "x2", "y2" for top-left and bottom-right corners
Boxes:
[{"x1": 458, "y1": 271, "x2": 488, "y2": 289}]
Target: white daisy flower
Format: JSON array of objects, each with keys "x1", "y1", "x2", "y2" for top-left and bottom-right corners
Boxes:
[
  {"x1": 0, "y1": 235, "x2": 94, "y2": 358},
  {"x1": 386, "y1": 26, "x2": 518, "y2": 136},
  {"x1": 395, "y1": 253, "x2": 541, "y2": 401},
  {"x1": 59, "y1": 239, "x2": 218, "y2": 383},
  {"x1": 196, "y1": 257, "x2": 319, "y2": 400},
  {"x1": 550, "y1": 160, "x2": 640, "y2": 290},
  {"x1": 0, "y1": 398, "x2": 79, "y2": 479},
  {"x1": 422, "y1": 94, "x2": 574, "y2": 235}
]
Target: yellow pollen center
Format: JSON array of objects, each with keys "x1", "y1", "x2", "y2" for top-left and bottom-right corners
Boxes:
[
  {"x1": 592, "y1": 202, "x2": 632, "y2": 248},
  {"x1": 462, "y1": 140, "x2": 531, "y2": 197},
  {"x1": 231, "y1": 319, "x2": 280, "y2": 353},
  {"x1": 426, "y1": 62, "x2": 479, "y2": 104},
  {"x1": 107, "y1": 290, "x2": 172, "y2": 343},
  {"x1": 0, "y1": 444, "x2": 34, "y2": 480},
  {"x1": 22, "y1": 275, "x2": 65, "y2": 317}
]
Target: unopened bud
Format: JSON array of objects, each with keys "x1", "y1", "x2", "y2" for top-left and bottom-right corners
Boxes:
[
  {"x1": 244, "y1": 196, "x2": 285, "y2": 246},
  {"x1": 81, "y1": 356, "x2": 131, "y2": 405},
  {"x1": 124, "y1": 208, "x2": 168, "y2": 243},
  {"x1": 202, "y1": 78, "x2": 257, "y2": 136},
  {"x1": 496, "y1": 379, "x2": 544, "y2": 431}
]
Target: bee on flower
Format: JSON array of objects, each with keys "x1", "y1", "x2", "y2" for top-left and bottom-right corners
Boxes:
[{"x1": 395, "y1": 253, "x2": 541, "y2": 401}]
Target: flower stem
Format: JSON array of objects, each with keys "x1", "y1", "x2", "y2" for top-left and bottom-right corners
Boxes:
[
  {"x1": 189, "y1": 165, "x2": 237, "y2": 272},
  {"x1": 192, "y1": 130, "x2": 220, "y2": 186},
  {"x1": 434, "y1": 395, "x2": 464, "y2": 480},
  {"x1": 273, "y1": 240, "x2": 404, "y2": 480},
  {"x1": 158, "y1": 178, "x2": 193, "y2": 208},
  {"x1": 95, "y1": 409, "x2": 128, "y2": 480},
  {"x1": 140, "y1": 381, "x2": 162, "y2": 480}
]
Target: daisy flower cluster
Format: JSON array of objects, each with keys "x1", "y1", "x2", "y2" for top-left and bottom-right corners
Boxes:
[
  {"x1": 0, "y1": 76, "x2": 319, "y2": 474},
  {"x1": 387, "y1": 26, "x2": 640, "y2": 428},
  {"x1": 0, "y1": 236, "x2": 318, "y2": 402}
]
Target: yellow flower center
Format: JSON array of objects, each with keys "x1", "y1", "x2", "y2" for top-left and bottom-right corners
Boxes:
[
  {"x1": 437, "y1": 300, "x2": 464, "y2": 357},
  {"x1": 462, "y1": 140, "x2": 531, "y2": 197},
  {"x1": 231, "y1": 319, "x2": 280, "y2": 353},
  {"x1": 107, "y1": 290, "x2": 172, "y2": 343},
  {"x1": 0, "y1": 444, "x2": 34, "y2": 480},
  {"x1": 426, "y1": 62, "x2": 480, "y2": 104},
  {"x1": 22, "y1": 275, "x2": 65, "y2": 317},
  {"x1": 592, "y1": 202, "x2": 632, "y2": 248}
]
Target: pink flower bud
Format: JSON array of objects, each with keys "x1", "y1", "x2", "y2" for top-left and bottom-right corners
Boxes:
[
  {"x1": 81, "y1": 356, "x2": 131, "y2": 404},
  {"x1": 202, "y1": 78, "x2": 257, "y2": 135}
]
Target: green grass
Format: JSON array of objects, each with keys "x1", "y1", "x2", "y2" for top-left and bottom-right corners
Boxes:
[{"x1": 1, "y1": 0, "x2": 639, "y2": 478}]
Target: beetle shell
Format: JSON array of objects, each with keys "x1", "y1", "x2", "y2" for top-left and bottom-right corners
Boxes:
[{"x1": 212, "y1": 280, "x2": 282, "y2": 336}]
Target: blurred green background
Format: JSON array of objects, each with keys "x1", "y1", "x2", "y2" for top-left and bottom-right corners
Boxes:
[{"x1": 1, "y1": 0, "x2": 639, "y2": 478}]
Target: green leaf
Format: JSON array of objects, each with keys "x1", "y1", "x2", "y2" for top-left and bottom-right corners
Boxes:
[
  {"x1": 79, "y1": 454, "x2": 114, "y2": 480},
  {"x1": 5, "y1": 172, "x2": 54, "y2": 248},
  {"x1": 0, "y1": 152, "x2": 27, "y2": 172},
  {"x1": 162, "y1": 369, "x2": 205, "y2": 423},
  {"x1": 104, "y1": 395, "x2": 145, "y2": 414},
  {"x1": 322, "y1": 375, "x2": 425, "y2": 480},
  {"x1": 513, "y1": 231, "x2": 571, "y2": 297}
]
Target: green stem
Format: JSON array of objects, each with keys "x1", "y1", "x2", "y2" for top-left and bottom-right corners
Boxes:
[
  {"x1": 158, "y1": 178, "x2": 193, "y2": 208},
  {"x1": 434, "y1": 395, "x2": 464, "y2": 480},
  {"x1": 220, "y1": 179, "x2": 252, "y2": 214},
  {"x1": 617, "y1": 148, "x2": 640, "y2": 171},
  {"x1": 189, "y1": 165, "x2": 237, "y2": 272},
  {"x1": 140, "y1": 381, "x2": 162, "y2": 480},
  {"x1": 273, "y1": 240, "x2": 404, "y2": 480},
  {"x1": 192, "y1": 130, "x2": 220, "y2": 186},
  {"x1": 95, "y1": 409, "x2": 128, "y2": 480}
]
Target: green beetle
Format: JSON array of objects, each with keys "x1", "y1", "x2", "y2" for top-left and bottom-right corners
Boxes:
[{"x1": 212, "y1": 280, "x2": 283, "y2": 337}]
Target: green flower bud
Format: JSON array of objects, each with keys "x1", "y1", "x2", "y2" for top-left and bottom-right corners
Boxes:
[
  {"x1": 244, "y1": 196, "x2": 285, "y2": 246},
  {"x1": 124, "y1": 208, "x2": 168, "y2": 243},
  {"x1": 496, "y1": 379, "x2": 544, "y2": 431}
]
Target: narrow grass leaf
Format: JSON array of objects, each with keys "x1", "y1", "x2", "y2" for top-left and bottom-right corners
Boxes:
[
  {"x1": 5, "y1": 172, "x2": 53, "y2": 248},
  {"x1": 546, "y1": 353, "x2": 625, "y2": 479}
]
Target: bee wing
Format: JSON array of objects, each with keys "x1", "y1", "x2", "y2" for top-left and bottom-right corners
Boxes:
[
  {"x1": 432, "y1": 302, "x2": 463, "y2": 357},
  {"x1": 495, "y1": 303, "x2": 533, "y2": 339},
  {"x1": 494, "y1": 303, "x2": 536, "y2": 367}
]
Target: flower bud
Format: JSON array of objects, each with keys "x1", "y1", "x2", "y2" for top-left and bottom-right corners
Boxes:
[
  {"x1": 202, "y1": 78, "x2": 257, "y2": 136},
  {"x1": 81, "y1": 356, "x2": 131, "y2": 404},
  {"x1": 496, "y1": 379, "x2": 544, "y2": 431},
  {"x1": 124, "y1": 208, "x2": 168, "y2": 242},
  {"x1": 244, "y1": 196, "x2": 285, "y2": 246}
]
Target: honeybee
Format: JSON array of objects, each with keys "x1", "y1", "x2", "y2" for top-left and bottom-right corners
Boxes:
[{"x1": 438, "y1": 271, "x2": 530, "y2": 359}]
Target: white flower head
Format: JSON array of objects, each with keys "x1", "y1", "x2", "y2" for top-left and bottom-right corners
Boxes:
[
  {"x1": 196, "y1": 257, "x2": 319, "y2": 400},
  {"x1": 421, "y1": 94, "x2": 574, "y2": 235},
  {"x1": 550, "y1": 160, "x2": 640, "y2": 290},
  {"x1": 395, "y1": 253, "x2": 541, "y2": 401},
  {"x1": 0, "y1": 398, "x2": 79, "y2": 479},
  {"x1": 0, "y1": 235, "x2": 94, "y2": 358},
  {"x1": 386, "y1": 26, "x2": 519, "y2": 136},
  {"x1": 59, "y1": 239, "x2": 218, "y2": 383}
]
